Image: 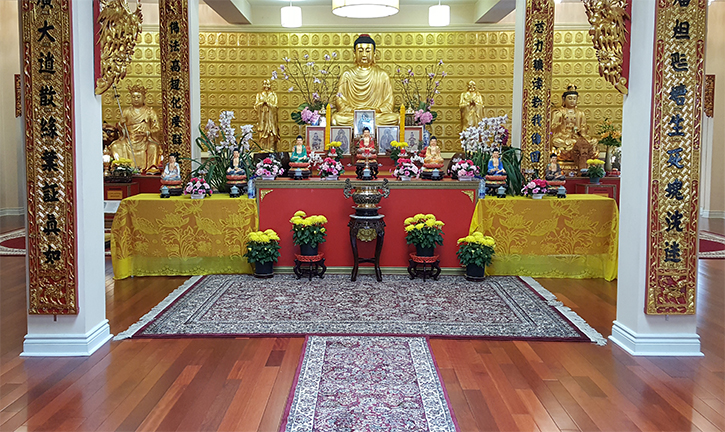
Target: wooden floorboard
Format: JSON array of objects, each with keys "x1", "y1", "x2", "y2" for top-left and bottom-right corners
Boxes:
[{"x1": 0, "y1": 220, "x2": 723, "y2": 431}]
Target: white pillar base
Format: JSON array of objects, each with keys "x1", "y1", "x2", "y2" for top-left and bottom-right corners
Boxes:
[
  {"x1": 21, "y1": 320, "x2": 112, "y2": 357},
  {"x1": 609, "y1": 320, "x2": 703, "y2": 357}
]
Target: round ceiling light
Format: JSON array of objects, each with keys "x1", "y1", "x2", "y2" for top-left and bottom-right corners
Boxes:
[
  {"x1": 332, "y1": 0, "x2": 400, "y2": 18},
  {"x1": 429, "y1": 4, "x2": 450, "y2": 26},
  {"x1": 281, "y1": 5, "x2": 302, "y2": 27}
]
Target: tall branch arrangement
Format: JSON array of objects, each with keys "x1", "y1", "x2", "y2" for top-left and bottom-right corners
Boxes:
[{"x1": 392, "y1": 60, "x2": 447, "y2": 125}]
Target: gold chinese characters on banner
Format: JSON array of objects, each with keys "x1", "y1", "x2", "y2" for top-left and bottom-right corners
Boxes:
[
  {"x1": 646, "y1": 0, "x2": 706, "y2": 315},
  {"x1": 159, "y1": 0, "x2": 191, "y2": 178},
  {"x1": 520, "y1": 0, "x2": 554, "y2": 175},
  {"x1": 22, "y1": 0, "x2": 78, "y2": 314}
]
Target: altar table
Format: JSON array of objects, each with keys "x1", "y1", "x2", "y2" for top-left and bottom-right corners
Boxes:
[
  {"x1": 469, "y1": 195, "x2": 618, "y2": 281},
  {"x1": 111, "y1": 194, "x2": 258, "y2": 279}
]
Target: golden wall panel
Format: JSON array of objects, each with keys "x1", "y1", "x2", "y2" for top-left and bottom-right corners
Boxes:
[{"x1": 102, "y1": 30, "x2": 622, "y2": 152}]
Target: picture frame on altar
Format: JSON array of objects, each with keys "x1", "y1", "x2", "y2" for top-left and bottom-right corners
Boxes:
[
  {"x1": 404, "y1": 126, "x2": 423, "y2": 150},
  {"x1": 305, "y1": 126, "x2": 326, "y2": 153},
  {"x1": 353, "y1": 110, "x2": 376, "y2": 138},
  {"x1": 331, "y1": 126, "x2": 352, "y2": 155},
  {"x1": 377, "y1": 126, "x2": 399, "y2": 155}
]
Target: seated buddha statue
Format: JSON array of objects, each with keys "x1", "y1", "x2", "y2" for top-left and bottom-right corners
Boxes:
[
  {"x1": 356, "y1": 127, "x2": 377, "y2": 161},
  {"x1": 289, "y1": 135, "x2": 310, "y2": 168},
  {"x1": 487, "y1": 148, "x2": 506, "y2": 175},
  {"x1": 332, "y1": 34, "x2": 399, "y2": 127},
  {"x1": 545, "y1": 153, "x2": 566, "y2": 182},
  {"x1": 423, "y1": 136, "x2": 444, "y2": 168},
  {"x1": 161, "y1": 152, "x2": 182, "y2": 187},
  {"x1": 551, "y1": 85, "x2": 598, "y2": 170},
  {"x1": 227, "y1": 148, "x2": 246, "y2": 177}
]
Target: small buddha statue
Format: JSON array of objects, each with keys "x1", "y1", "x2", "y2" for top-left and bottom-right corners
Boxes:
[
  {"x1": 551, "y1": 84, "x2": 598, "y2": 169},
  {"x1": 332, "y1": 34, "x2": 398, "y2": 127},
  {"x1": 356, "y1": 127, "x2": 377, "y2": 161},
  {"x1": 459, "y1": 80, "x2": 485, "y2": 130},
  {"x1": 545, "y1": 153, "x2": 566, "y2": 181},
  {"x1": 290, "y1": 136, "x2": 309, "y2": 163},
  {"x1": 423, "y1": 136, "x2": 444, "y2": 168},
  {"x1": 227, "y1": 148, "x2": 245, "y2": 176},
  {"x1": 487, "y1": 148, "x2": 506, "y2": 175},
  {"x1": 108, "y1": 84, "x2": 162, "y2": 173},
  {"x1": 161, "y1": 153, "x2": 182, "y2": 193}
]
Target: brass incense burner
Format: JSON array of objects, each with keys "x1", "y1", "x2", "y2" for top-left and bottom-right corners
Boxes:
[{"x1": 343, "y1": 179, "x2": 390, "y2": 217}]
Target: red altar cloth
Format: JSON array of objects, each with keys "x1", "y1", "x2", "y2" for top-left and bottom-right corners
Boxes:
[{"x1": 256, "y1": 178, "x2": 478, "y2": 269}]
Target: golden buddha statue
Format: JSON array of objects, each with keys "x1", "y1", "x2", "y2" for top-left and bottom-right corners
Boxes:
[
  {"x1": 550, "y1": 84, "x2": 598, "y2": 170},
  {"x1": 424, "y1": 136, "x2": 444, "y2": 168},
  {"x1": 332, "y1": 34, "x2": 398, "y2": 127},
  {"x1": 108, "y1": 85, "x2": 162, "y2": 173},
  {"x1": 254, "y1": 79, "x2": 279, "y2": 151},
  {"x1": 459, "y1": 80, "x2": 485, "y2": 129}
]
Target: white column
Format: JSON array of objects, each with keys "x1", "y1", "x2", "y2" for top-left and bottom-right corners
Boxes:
[
  {"x1": 610, "y1": 0, "x2": 700, "y2": 356},
  {"x1": 510, "y1": 0, "x2": 526, "y2": 149},
  {"x1": 699, "y1": 113, "x2": 713, "y2": 217},
  {"x1": 189, "y1": 0, "x2": 201, "y2": 161},
  {"x1": 22, "y1": 0, "x2": 111, "y2": 357}
]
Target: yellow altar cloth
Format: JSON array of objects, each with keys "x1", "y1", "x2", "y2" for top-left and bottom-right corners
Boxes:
[
  {"x1": 469, "y1": 195, "x2": 618, "y2": 281},
  {"x1": 111, "y1": 194, "x2": 258, "y2": 279}
]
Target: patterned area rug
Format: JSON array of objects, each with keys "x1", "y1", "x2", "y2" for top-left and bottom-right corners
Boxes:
[
  {"x1": 699, "y1": 231, "x2": 725, "y2": 259},
  {"x1": 0, "y1": 229, "x2": 111, "y2": 256},
  {"x1": 281, "y1": 336, "x2": 457, "y2": 432},
  {"x1": 115, "y1": 274, "x2": 606, "y2": 345}
]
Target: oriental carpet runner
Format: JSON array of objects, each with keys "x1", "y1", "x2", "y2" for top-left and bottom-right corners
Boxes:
[
  {"x1": 115, "y1": 274, "x2": 606, "y2": 345},
  {"x1": 699, "y1": 231, "x2": 725, "y2": 259},
  {"x1": 280, "y1": 336, "x2": 457, "y2": 432},
  {"x1": 0, "y1": 229, "x2": 112, "y2": 256}
]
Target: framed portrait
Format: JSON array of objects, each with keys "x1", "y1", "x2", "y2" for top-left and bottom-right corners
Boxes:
[
  {"x1": 330, "y1": 126, "x2": 353, "y2": 155},
  {"x1": 353, "y1": 109, "x2": 376, "y2": 138},
  {"x1": 305, "y1": 126, "x2": 326, "y2": 153},
  {"x1": 403, "y1": 126, "x2": 423, "y2": 150},
  {"x1": 376, "y1": 126, "x2": 399, "y2": 155}
]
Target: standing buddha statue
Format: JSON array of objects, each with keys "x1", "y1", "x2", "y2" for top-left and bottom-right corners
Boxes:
[
  {"x1": 459, "y1": 80, "x2": 485, "y2": 130},
  {"x1": 108, "y1": 84, "x2": 162, "y2": 173},
  {"x1": 254, "y1": 79, "x2": 280, "y2": 151},
  {"x1": 550, "y1": 84, "x2": 598, "y2": 170},
  {"x1": 332, "y1": 34, "x2": 399, "y2": 127}
]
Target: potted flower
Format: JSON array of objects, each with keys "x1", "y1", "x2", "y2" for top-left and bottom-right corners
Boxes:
[
  {"x1": 326, "y1": 141, "x2": 343, "y2": 161},
  {"x1": 290, "y1": 210, "x2": 328, "y2": 255},
  {"x1": 457, "y1": 232, "x2": 495, "y2": 281},
  {"x1": 586, "y1": 159, "x2": 605, "y2": 184},
  {"x1": 184, "y1": 177, "x2": 212, "y2": 199},
  {"x1": 521, "y1": 178, "x2": 548, "y2": 199},
  {"x1": 244, "y1": 229, "x2": 281, "y2": 277},
  {"x1": 388, "y1": 140, "x2": 409, "y2": 165},
  {"x1": 393, "y1": 158, "x2": 420, "y2": 181},
  {"x1": 318, "y1": 157, "x2": 343, "y2": 180},
  {"x1": 450, "y1": 159, "x2": 479, "y2": 181},
  {"x1": 404, "y1": 213, "x2": 445, "y2": 256},
  {"x1": 255, "y1": 156, "x2": 284, "y2": 180},
  {"x1": 108, "y1": 158, "x2": 138, "y2": 182},
  {"x1": 595, "y1": 118, "x2": 622, "y2": 173}
]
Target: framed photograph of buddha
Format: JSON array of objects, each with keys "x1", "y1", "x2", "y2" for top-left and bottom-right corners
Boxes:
[
  {"x1": 377, "y1": 126, "x2": 399, "y2": 155},
  {"x1": 305, "y1": 126, "x2": 326, "y2": 153},
  {"x1": 330, "y1": 126, "x2": 352, "y2": 155},
  {"x1": 404, "y1": 126, "x2": 423, "y2": 150},
  {"x1": 353, "y1": 110, "x2": 376, "y2": 138}
]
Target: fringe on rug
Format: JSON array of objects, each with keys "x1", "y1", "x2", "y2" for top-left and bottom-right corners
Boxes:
[
  {"x1": 113, "y1": 275, "x2": 203, "y2": 341},
  {"x1": 520, "y1": 276, "x2": 608, "y2": 346}
]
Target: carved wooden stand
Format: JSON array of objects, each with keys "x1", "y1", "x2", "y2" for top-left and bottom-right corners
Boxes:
[
  {"x1": 355, "y1": 162, "x2": 379, "y2": 180},
  {"x1": 348, "y1": 215, "x2": 385, "y2": 281},
  {"x1": 408, "y1": 254, "x2": 441, "y2": 281},
  {"x1": 293, "y1": 253, "x2": 326, "y2": 280}
]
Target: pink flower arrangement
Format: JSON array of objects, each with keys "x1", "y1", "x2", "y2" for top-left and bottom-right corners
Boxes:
[
  {"x1": 521, "y1": 178, "x2": 548, "y2": 196},
  {"x1": 414, "y1": 109, "x2": 434, "y2": 125},
  {"x1": 393, "y1": 158, "x2": 421, "y2": 179},
  {"x1": 318, "y1": 157, "x2": 343, "y2": 178},
  {"x1": 300, "y1": 107, "x2": 320, "y2": 125},
  {"x1": 184, "y1": 177, "x2": 213, "y2": 196},
  {"x1": 449, "y1": 159, "x2": 479, "y2": 178},
  {"x1": 255, "y1": 156, "x2": 284, "y2": 178}
]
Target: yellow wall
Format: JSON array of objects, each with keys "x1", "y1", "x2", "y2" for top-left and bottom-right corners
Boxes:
[
  {"x1": 102, "y1": 29, "x2": 623, "y2": 152},
  {"x1": 706, "y1": 3, "x2": 725, "y2": 213}
]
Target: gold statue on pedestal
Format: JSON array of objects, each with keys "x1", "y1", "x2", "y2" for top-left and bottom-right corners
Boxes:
[
  {"x1": 550, "y1": 85, "x2": 598, "y2": 170},
  {"x1": 254, "y1": 79, "x2": 279, "y2": 151},
  {"x1": 108, "y1": 85, "x2": 162, "y2": 173},
  {"x1": 332, "y1": 34, "x2": 398, "y2": 127},
  {"x1": 459, "y1": 80, "x2": 485, "y2": 129}
]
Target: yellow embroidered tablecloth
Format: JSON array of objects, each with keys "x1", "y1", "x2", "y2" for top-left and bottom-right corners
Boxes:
[
  {"x1": 111, "y1": 194, "x2": 258, "y2": 279},
  {"x1": 469, "y1": 195, "x2": 618, "y2": 281}
]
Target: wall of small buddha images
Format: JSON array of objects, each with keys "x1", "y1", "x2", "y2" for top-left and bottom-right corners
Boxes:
[{"x1": 102, "y1": 30, "x2": 624, "y2": 152}]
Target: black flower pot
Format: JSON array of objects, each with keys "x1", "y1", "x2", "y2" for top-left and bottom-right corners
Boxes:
[
  {"x1": 416, "y1": 245, "x2": 435, "y2": 257},
  {"x1": 254, "y1": 261, "x2": 274, "y2": 278},
  {"x1": 465, "y1": 264, "x2": 486, "y2": 281},
  {"x1": 299, "y1": 243, "x2": 318, "y2": 256}
]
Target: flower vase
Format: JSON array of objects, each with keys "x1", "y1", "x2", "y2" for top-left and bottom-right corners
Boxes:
[
  {"x1": 400, "y1": 176, "x2": 411, "y2": 181},
  {"x1": 532, "y1": 193, "x2": 544, "y2": 200},
  {"x1": 261, "y1": 175, "x2": 276, "y2": 181},
  {"x1": 323, "y1": 175, "x2": 338, "y2": 181},
  {"x1": 191, "y1": 193, "x2": 205, "y2": 199},
  {"x1": 415, "y1": 245, "x2": 435, "y2": 257},
  {"x1": 589, "y1": 177, "x2": 601, "y2": 184},
  {"x1": 465, "y1": 264, "x2": 486, "y2": 281},
  {"x1": 604, "y1": 146, "x2": 613, "y2": 173},
  {"x1": 253, "y1": 261, "x2": 274, "y2": 278},
  {"x1": 458, "y1": 175, "x2": 474, "y2": 181},
  {"x1": 300, "y1": 243, "x2": 318, "y2": 256}
]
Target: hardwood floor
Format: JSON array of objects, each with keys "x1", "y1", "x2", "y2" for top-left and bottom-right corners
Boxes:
[{"x1": 1, "y1": 219, "x2": 723, "y2": 431}]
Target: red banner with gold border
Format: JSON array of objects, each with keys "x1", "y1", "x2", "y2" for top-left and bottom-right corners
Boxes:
[
  {"x1": 22, "y1": 0, "x2": 78, "y2": 314},
  {"x1": 645, "y1": 0, "x2": 706, "y2": 315}
]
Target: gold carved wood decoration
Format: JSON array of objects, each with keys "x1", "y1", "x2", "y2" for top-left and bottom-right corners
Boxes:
[
  {"x1": 704, "y1": 74, "x2": 714, "y2": 118},
  {"x1": 14, "y1": 74, "x2": 21, "y2": 117},
  {"x1": 645, "y1": 0, "x2": 706, "y2": 315},
  {"x1": 159, "y1": 0, "x2": 191, "y2": 179},
  {"x1": 583, "y1": 0, "x2": 630, "y2": 94},
  {"x1": 102, "y1": 30, "x2": 623, "y2": 152},
  {"x1": 95, "y1": 0, "x2": 142, "y2": 95},
  {"x1": 521, "y1": 0, "x2": 555, "y2": 174},
  {"x1": 22, "y1": 0, "x2": 78, "y2": 314}
]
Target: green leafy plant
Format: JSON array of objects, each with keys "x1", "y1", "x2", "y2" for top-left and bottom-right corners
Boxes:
[
  {"x1": 456, "y1": 232, "x2": 496, "y2": 268},
  {"x1": 243, "y1": 229, "x2": 281, "y2": 264},
  {"x1": 500, "y1": 147, "x2": 525, "y2": 196},
  {"x1": 404, "y1": 213, "x2": 445, "y2": 249},
  {"x1": 586, "y1": 158, "x2": 605, "y2": 178},
  {"x1": 289, "y1": 211, "x2": 328, "y2": 246}
]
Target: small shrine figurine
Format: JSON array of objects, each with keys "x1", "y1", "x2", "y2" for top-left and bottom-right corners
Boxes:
[
  {"x1": 421, "y1": 136, "x2": 444, "y2": 180},
  {"x1": 226, "y1": 147, "x2": 247, "y2": 192},
  {"x1": 227, "y1": 148, "x2": 245, "y2": 175},
  {"x1": 545, "y1": 153, "x2": 566, "y2": 181},
  {"x1": 356, "y1": 127, "x2": 377, "y2": 161},
  {"x1": 289, "y1": 135, "x2": 311, "y2": 179},
  {"x1": 487, "y1": 148, "x2": 506, "y2": 175},
  {"x1": 160, "y1": 152, "x2": 183, "y2": 196}
]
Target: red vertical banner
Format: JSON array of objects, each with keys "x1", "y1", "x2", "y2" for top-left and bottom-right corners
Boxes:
[
  {"x1": 22, "y1": 0, "x2": 78, "y2": 314},
  {"x1": 645, "y1": 0, "x2": 706, "y2": 315}
]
